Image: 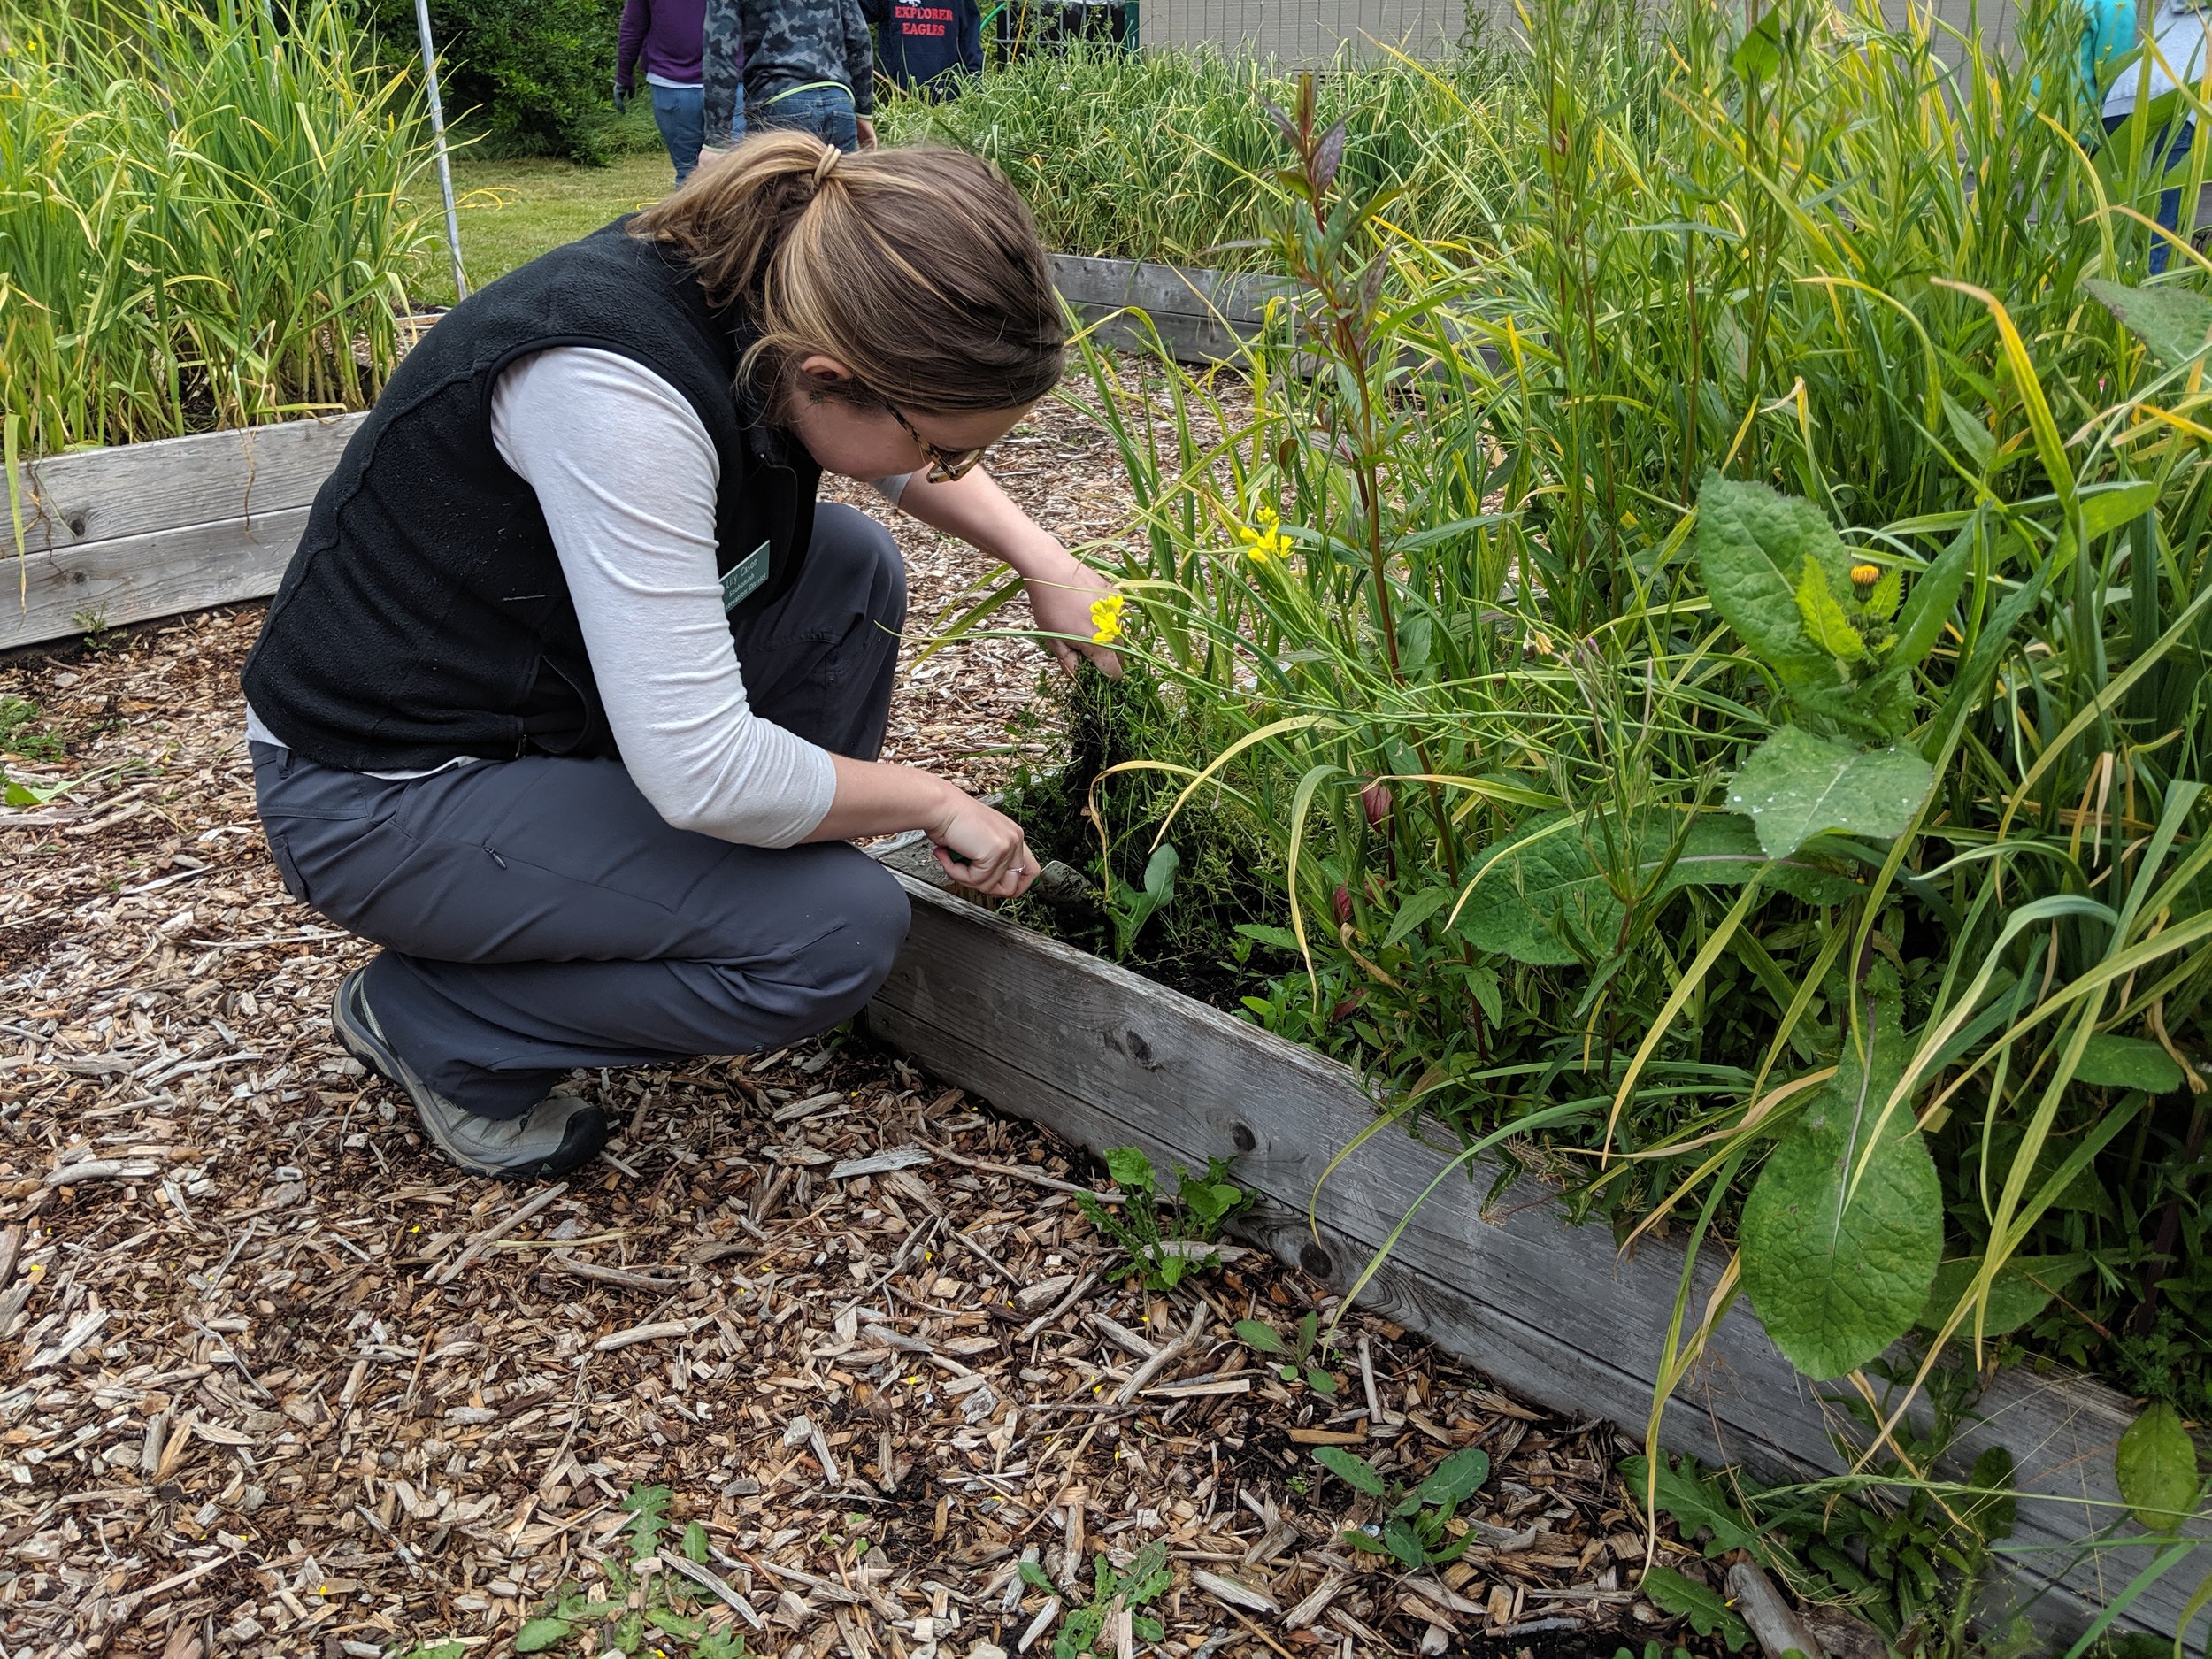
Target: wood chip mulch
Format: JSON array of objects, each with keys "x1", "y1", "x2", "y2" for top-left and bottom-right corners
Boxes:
[{"x1": 0, "y1": 372, "x2": 1709, "y2": 1659}]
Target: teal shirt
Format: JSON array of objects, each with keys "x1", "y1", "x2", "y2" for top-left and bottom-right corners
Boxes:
[{"x1": 2082, "y1": 0, "x2": 2136, "y2": 99}]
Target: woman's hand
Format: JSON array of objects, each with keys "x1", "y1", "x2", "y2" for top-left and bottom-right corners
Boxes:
[
  {"x1": 926, "y1": 788, "x2": 1039, "y2": 898},
  {"x1": 885, "y1": 469, "x2": 1125, "y2": 679},
  {"x1": 1024, "y1": 553, "x2": 1125, "y2": 679}
]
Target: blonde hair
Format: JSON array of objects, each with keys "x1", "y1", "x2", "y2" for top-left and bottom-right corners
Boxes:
[{"x1": 630, "y1": 131, "x2": 1064, "y2": 417}]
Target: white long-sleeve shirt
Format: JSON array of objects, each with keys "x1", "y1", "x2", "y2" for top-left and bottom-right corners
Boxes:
[{"x1": 247, "y1": 347, "x2": 910, "y2": 847}]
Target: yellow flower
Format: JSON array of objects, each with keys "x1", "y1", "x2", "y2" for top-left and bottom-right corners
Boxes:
[
  {"x1": 1089, "y1": 593, "x2": 1126, "y2": 645},
  {"x1": 1851, "y1": 562, "x2": 1880, "y2": 595},
  {"x1": 1236, "y1": 505, "x2": 1292, "y2": 564}
]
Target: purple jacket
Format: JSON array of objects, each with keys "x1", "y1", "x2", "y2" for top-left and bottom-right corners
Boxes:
[{"x1": 617, "y1": 0, "x2": 710, "y2": 89}]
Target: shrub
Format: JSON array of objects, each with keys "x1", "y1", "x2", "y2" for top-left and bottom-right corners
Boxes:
[{"x1": 362, "y1": 0, "x2": 628, "y2": 163}]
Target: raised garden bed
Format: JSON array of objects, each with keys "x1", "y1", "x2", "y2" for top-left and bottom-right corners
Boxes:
[
  {"x1": 0, "y1": 257, "x2": 1244, "y2": 657},
  {"x1": 2, "y1": 414, "x2": 365, "y2": 655},
  {"x1": 861, "y1": 858, "x2": 2212, "y2": 1654}
]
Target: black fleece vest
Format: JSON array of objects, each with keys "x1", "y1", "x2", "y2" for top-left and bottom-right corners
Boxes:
[{"x1": 240, "y1": 219, "x2": 819, "y2": 773}]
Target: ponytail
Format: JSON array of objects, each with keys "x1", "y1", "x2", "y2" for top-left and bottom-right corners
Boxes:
[{"x1": 629, "y1": 131, "x2": 1065, "y2": 417}]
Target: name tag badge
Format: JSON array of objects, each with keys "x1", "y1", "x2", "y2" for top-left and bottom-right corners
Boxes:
[{"x1": 720, "y1": 541, "x2": 772, "y2": 612}]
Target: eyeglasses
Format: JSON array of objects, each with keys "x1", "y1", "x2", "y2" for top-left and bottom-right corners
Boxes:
[{"x1": 884, "y1": 401, "x2": 990, "y2": 483}]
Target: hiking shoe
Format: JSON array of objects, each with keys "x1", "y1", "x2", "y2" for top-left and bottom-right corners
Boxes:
[{"x1": 331, "y1": 966, "x2": 607, "y2": 1180}]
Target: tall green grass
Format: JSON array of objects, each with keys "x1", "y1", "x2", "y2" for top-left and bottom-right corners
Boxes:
[
  {"x1": 0, "y1": 0, "x2": 435, "y2": 453},
  {"x1": 877, "y1": 39, "x2": 1543, "y2": 269},
  {"x1": 1042, "y1": 0, "x2": 2212, "y2": 1508}
]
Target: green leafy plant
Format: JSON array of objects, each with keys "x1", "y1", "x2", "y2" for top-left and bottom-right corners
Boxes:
[
  {"x1": 1016, "y1": 1541, "x2": 1173, "y2": 1658},
  {"x1": 1077, "y1": 1146, "x2": 1247, "y2": 1291},
  {"x1": 2, "y1": 0, "x2": 434, "y2": 452},
  {"x1": 0, "y1": 699, "x2": 65, "y2": 763},
  {"x1": 1233, "y1": 1309, "x2": 1339, "y2": 1394},
  {"x1": 517, "y1": 1486, "x2": 748, "y2": 1656},
  {"x1": 1105, "y1": 841, "x2": 1181, "y2": 956},
  {"x1": 1309, "y1": 1444, "x2": 1489, "y2": 1570},
  {"x1": 1639, "y1": 1567, "x2": 1752, "y2": 1653}
]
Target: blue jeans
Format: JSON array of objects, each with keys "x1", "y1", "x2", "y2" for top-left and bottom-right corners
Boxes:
[
  {"x1": 2102, "y1": 111, "x2": 2194, "y2": 275},
  {"x1": 650, "y1": 84, "x2": 703, "y2": 183},
  {"x1": 749, "y1": 83, "x2": 858, "y2": 153},
  {"x1": 649, "y1": 83, "x2": 745, "y2": 184}
]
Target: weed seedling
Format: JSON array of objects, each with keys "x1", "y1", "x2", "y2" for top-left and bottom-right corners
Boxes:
[
  {"x1": 1017, "y1": 1541, "x2": 1173, "y2": 1658},
  {"x1": 0, "y1": 698, "x2": 65, "y2": 762},
  {"x1": 516, "y1": 1484, "x2": 748, "y2": 1656},
  {"x1": 1310, "y1": 1443, "x2": 1490, "y2": 1570},
  {"x1": 1077, "y1": 1146, "x2": 1247, "y2": 1292},
  {"x1": 1104, "y1": 841, "x2": 1179, "y2": 956},
  {"x1": 1233, "y1": 1309, "x2": 1340, "y2": 1394}
]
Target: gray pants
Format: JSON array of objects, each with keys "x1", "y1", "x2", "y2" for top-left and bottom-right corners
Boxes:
[{"x1": 251, "y1": 502, "x2": 911, "y2": 1118}]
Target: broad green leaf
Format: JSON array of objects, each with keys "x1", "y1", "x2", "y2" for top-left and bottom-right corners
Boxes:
[
  {"x1": 1314, "y1": 1445, "x2": 1386, "y2": 1495},
  {"x1": 1619, "y1": 1453, "x2": 1770, "y2": 1563},
  {"x1": 1382, "y1": 1516, "x2": 1426, "y2": 1568},
  {"x1": 1728, "y1": 726, "x2": 1933, "y2": 858},
  {"x1": 1888, "y1": 520, "x2": 1976, "y2": 672},
  {"x1": 1640, "y1": 1566, "x2": 1753, "y2": 1652},
  {"x1": 1738, "y1": 1021, "x2": 1943, "y2": 1379},
  {"x1": 681, "y1": 1519, "x2": 709, "y2": 1563},
  {"x1": 1104, "y1": 1147, "x2": 1155, "y2": 1193},
  {"x1": 2085, "y1": 278, "x2": 2212, "y2": 368},
  {"x1": 1340, "y1": 1527, "x2": 1391, "y2": 1554},
  {"x1": 1306, "y1": 1365, "x2": 1339, "y2": 1394},
  {"x1": 1415, "y1": 1448, "x2": 1491, "y2": 1509},
  {"x1": 1731, "y1": 5, "x2": 1783, "y2": 79},
  {"x1": 1666, "y1": 811, "x2": 1865, "y2": 906},
  {"x1": 1695, "y1": 472, "x2": 1855, "y2": 687},
  {"x1": 1234, "y1": 1318, "x2": 1287, "y2": 1355},
  {"x1": 2116, "y1": 1403, "x2": 2201, "y2": 1532},
  {"x1": 2073, "y1": 1033, "x2": 2186, "y2": 1093},
  {"x1": 1455, "y1": 815, "x2": 1617, "y2": 966},
  {"x1": 1794, "y1": 556, "x2": 1866, "y2": 660},
  {"x1": 1919, "y1": 1254, "x2": 2085, "y2": 1336},
  {"x1": 1141, "y1": 841, "x2": 1180, "y2": 901},
  {"x1": 514, "y1": 1621, "x2": 573, "y2": 1654}
]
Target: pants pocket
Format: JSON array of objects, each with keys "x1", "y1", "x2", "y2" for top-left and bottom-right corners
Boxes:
[{"x1": 265, "y1": 830, "x2": 312, "y2": 906}]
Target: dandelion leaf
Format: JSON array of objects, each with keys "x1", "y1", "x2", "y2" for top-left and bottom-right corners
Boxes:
[
  {"x1": 1728, "y1": 726, "x2": 1932, "y2": 858},
  {"x1": 1739, "y1": 1018, "x2": 1942, "y2": 1379}
]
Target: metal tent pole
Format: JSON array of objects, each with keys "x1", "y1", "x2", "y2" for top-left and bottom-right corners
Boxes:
[{"x1": 411, "y1": 0, "x2": 470, "y2": 303}]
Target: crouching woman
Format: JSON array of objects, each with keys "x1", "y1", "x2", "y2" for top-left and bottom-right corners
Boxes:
[{"x1": 239, "y1": 134, "x2": 1118, "y2": 1179}]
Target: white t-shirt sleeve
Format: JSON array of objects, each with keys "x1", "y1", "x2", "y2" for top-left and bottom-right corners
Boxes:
[{"x1": 489, "y1": 347, "x2": 839, "y2": 847}]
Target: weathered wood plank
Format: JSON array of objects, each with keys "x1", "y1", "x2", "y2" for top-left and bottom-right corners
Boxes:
[
  {"x1": 0, "y1": 507, "x2": 309, "y2": 652},
  {"x1": 4, "y1": 414, "x2": 360, "y2": 557},
  {"x1": 864, "y1": 875, "x2": 2207, "y2": 1648},
  {"x1": 1050, "y1": 253, "x2": 1285, "y2": 365}
]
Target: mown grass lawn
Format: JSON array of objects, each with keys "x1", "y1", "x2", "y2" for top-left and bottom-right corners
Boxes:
[{"x1": 408, "y1": 142, "x2": 676, "y2": 308}]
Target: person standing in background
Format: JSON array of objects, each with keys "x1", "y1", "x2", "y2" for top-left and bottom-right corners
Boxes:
[
  {"x1": 703, "y1": 0, "x2": 749, "y2": 167},
  {"x1": 705, "y1": 0, "x2": 876, "y2": 156},
  {"x1": 2100, "y1": 0, "x2": 2212, "y2": 273},
  {"x1": 618, "y1": 0, "x2": 740, "y2": 186},
  {"x1": 865, "y1": 0, "x2": 981, "y2": 98}
]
